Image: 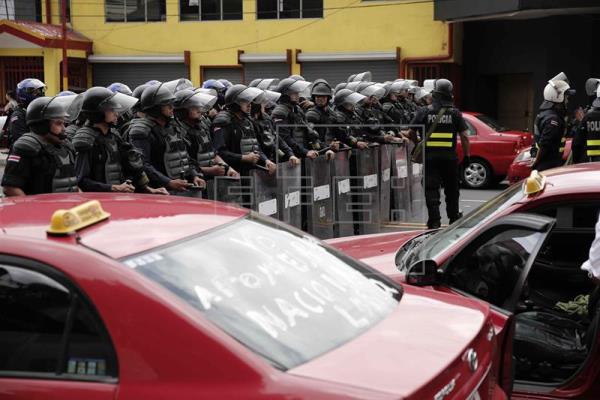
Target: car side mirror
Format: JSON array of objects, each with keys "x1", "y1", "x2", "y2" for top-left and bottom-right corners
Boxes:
[{"x1": 406, "y1": 259, "x2": 440, "y2": 286}]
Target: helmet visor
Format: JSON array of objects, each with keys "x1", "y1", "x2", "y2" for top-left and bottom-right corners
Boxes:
[
  {"x1": 66, "y1": 93, "x2": 85, "y2": 122},
  {"x1": 44, "y1": 95, "x2": 77, "y2": 121},
  {"x1": 102, "y1": 92, "x2": 139, "y2": 113},
  {"x1": 262, "y1": 90, "x2": 281, "y2": 107},
  {"x1": 257, "y1": 78, "x2": 279, "y2": 90},
  {"x1": 352, "y1": 71, "x2": 372, "y2": 82},
  {"x1": 237, "y1": 87, "x2": 266, "y2": 104},
  {"x1": 361, "y1": 83, "x2": 385, "y2": 99},
  {"x1": 288, "y1": 80, "x2": 311, "y2": 94},
  {"x1": 164, "y1": 78, "x2": 194, "y2": 94},
  {"x1": 586, "y1": 78, "x2": 600, "y2": 96},
  {"x1": 344, "y1": 92, "x2": 367, "y2": 106},
  {"x1": 186, "y1": 92, "x2": 217, "y2": 111},
  {"x1": 423, "y1": 79, "x2": 435, "y2": 92},
  {"x1": 549, "y1": 72, "x2": 569, "y2": 84}
]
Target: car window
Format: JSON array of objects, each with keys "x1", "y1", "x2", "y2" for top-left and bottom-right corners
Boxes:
[
  {"x1": 126, "y1": 216, "x2": 402, "y2": 370},
  {"x1": 397, "y1": 183, "x2": 525, "y2": 269},
  {"x1": 475, "y1": 114, "x2": 507, "y2": 132},
  {"x1": 446, "y1": 229, "x2": 545, "y2": 308},
  {"x1": 0, "y1": 264, "x2": 117, "y2": 379},
  {"x1": 465, "y1": 120, "x2": 477, "y2": 136},
  {"x1": 531, "y1": 204, "x2": 599, "y2": 230}
]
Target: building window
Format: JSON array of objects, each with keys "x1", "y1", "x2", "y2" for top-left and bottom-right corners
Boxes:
[
  {"x1": 1, "y1": 0, "x2": 42, "y2": 22},
  {"x1": 257, "y1": 0, "x2": 323, "y2": 19},
  {"x1": 106, "y1": 0, "x2": 167, "y2": 22},
  {"x1": 180, "y1": 0, "x2": 243, "y2": 21}
]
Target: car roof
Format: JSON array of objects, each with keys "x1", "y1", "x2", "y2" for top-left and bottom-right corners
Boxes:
[
  {"x1": 526, "y1": 163, "x2": 600, "y2": 199},
  {"x1": 0, "y1": 193, "x2": 249, "y2": 259}
]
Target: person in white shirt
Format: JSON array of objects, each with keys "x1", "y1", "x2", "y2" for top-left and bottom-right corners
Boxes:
[{"x1": 581, "y1": 215, "x2": 600, "y2": 284}]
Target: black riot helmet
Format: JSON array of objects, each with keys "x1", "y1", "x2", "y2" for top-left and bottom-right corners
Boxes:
[
  {"x1": 275, "y1": 78, "x2": 311, "y2": 96},
  {"x1": 311, "y1": 79, "x2": 333, "y2": 98},
  {"x1": 333, "y1": 89, "x2": 366, "y2": 108},
  {"x1": 432, "y1": 79, "x2": 454, "y2": 106},
  {"x1": 81, "y1": 86, "x2": 138, "y2": 124},
  {"x1": 140, "y1": 83, "x2": 176, "y2": 115},
  {"x1": 224, "y1": 84, "x2": 265, "y2": 113},
  {"x1": 174, "y1": 89, "x2": 217, "y2": 111},
  {"x1": 26, "y1": 95, "x2": 75, "y2": 136}
]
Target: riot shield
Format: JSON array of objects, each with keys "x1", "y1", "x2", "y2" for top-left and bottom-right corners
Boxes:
[
  {"x1": 351, "y1": 145, "x2": 381, "y2": 235},
  {"x1": 251, "y1": 169, "x2": 279, "y2": 219},
  {"x1": 277, "y1": 161, "x2": 302, "y2": 229},
  {"x1": 407, "y1": 142, "x2": 426, "y2": 221},
  {"x1": 206, "y1": 176, "x2": 245, "y2": 206},
  {"x1": 331, "y1": 149, "x2": 354, "y2": 237},
  {"x1": 379, "y1": 144, "x2": 393, "y2": 224},
  {"x1": 390, "y1": 143, "x2": 411, "y2": 222},
  {"x1": 303, "y1": 155, "x2": 334, "y2": 239}
]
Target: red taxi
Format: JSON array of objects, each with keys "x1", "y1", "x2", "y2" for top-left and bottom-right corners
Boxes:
[
  {"x1": 330, "y1": 165, "x2": 600, "y2": 399},
  {"x1": 0, "y1": 194, "x2": 506, "y2": 400},
  {"x1": 458, "y1": 112, "x2": 532, "y2": 189}
]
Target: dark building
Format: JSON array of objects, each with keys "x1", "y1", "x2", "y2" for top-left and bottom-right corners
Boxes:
[{"x1": 435, "y1": 0, "x2": 600, "y2": 131}]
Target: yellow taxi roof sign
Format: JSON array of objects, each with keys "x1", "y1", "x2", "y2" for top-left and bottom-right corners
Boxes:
[
  {"x1": 47, "y1": 200, "x2": 110, "y2": 236},
  {"x1": 523, "y1": 170, "x2": 547, "y2": 196}
]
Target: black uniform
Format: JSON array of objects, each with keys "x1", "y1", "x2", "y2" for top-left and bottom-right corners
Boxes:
[
  {"x1": 73, "y1": 124, "x2": 149, "y2": 192},
  {"x1": 573, "y1": 107, "x2": 600, "y2": 164},
  {"x1": 177, "y1": 116, "x2": 218, "y2": 169},
  {"x1": 305, "y1": 104, "x2": 335, "y2": 144},
  {"x1": 129, "y1": 116, "x2": 198, "y2": 188},
  {"x1": 411, "y1": 103, "x2": 468, "y2": 228},
  {"x1": 252, "y1": 113, "x2": 295, "y2": 162},
  {"x1": 533, "y1": 106, "x2": 566, "y2": 171},
  {"x1": 7, "y1": 106, "x2": 27, "y2": 149},
  {"x1": 356, "y1": 104, "x2": 388, "y2": 143},
  {"x1": 329, "y1": 106, "x2": 365, "y2": 148},
  {"x1": 272, "y1": 101, "x2": 322, "y2": 157},
  {"x1": 1, "y1": 132, "x2": 78, "y2": 194},
  {"x1": 381, "y1": 98, "x2": 408, "y2": 126},
  {"x1": 212, "y1": 110, "x2": 268, "y2": 175}
]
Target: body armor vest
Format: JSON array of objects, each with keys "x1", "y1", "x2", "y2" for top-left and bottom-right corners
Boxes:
[
  {"x1": 24, "y1": 133, "x2": 78, "y2": 193},
  {"x1": 423, "y1": 106, "x2": 458, "y2": 155},
  {"x1": 157, "y1": 125, "x2": 192, "y2": 179}
]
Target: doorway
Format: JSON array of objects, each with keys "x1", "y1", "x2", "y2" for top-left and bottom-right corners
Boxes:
[{"x1": 497, "y1": 73, "x2": 534, "y2": 132}]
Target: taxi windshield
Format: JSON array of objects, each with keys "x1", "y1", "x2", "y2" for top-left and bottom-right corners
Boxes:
[
  {"x1": 397, "y1": 183, "x2": 525, "y2": 269},
  {"x1": 124, "y1": 216, "x2": 401, "y2": 370}
]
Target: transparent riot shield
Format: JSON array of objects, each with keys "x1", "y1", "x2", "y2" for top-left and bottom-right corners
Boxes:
[
  {"x1": 331, "y1": 149, "x2": 354, "y2": 237},
  {"x1": 351, "y1": 144, "x2": 381, "y2": 235},
  {"x1": 390, "y1": 143, "x2": 411, "y2": 222},
  {"x1": 407, "y1": 141, "x2": 426, "y2": 222},
  {"x1": 379, "y1": 144, "x2": 393, "y2": 224},
  {"x1": 251, "y1": 169, "x2": 279, "y2": 219},
  {"x1": 206, "y1": 176, "x2": 245, "y2": 206},
  {"x1": 303, "y1": 155, "x2": 334, "y2": 239},
  {"x1": 277, "y1": 161, "x2": 302, "y2": 230}
]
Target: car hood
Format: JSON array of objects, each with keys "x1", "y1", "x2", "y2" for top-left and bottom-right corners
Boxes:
[
  {"x1": 288, "y1": 285, "x2": 495, "y2": 398},
  {"x1": 326, "y1": 230, "x2": 425, "y2": 282}
]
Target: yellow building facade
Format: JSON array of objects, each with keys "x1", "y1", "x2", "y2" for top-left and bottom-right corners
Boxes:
[{"x1": 0, "y1": 0, "x2": 461, "y2": 96}]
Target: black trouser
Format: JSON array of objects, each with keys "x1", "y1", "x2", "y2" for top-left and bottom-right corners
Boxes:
[
  {"x1": 533, "y1": 157, "x2": 562, "y2": 172},
  {"x1": 424, "y1": 157, "x2": 460, "y2": 229}
]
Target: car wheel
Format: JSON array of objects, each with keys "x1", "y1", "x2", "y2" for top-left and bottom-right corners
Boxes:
[{"x1": 462, "y1": 158, "x2": 492, "y2": 189}]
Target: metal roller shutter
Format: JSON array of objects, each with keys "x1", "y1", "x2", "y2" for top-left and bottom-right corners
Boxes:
[
  {"x1": 201, "y1": 67, "x2": 243, "y2": 84},
  {"x1": 301, "y1": 61, "x2": 398, "y2": 85},
  {"x1": 92, "y1": 63, "x2": 188, "y2": 87},
  {"x1": 244, "y1": 63, "x2": 289, "y2": 83}
]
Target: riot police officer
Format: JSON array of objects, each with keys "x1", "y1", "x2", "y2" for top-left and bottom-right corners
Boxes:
[
  {"x1": 202, "y1": 79, "x2": 227, "y2": 119},
  {"x1": 573, "y1": 84, "x2": 600, "y2": 164},
  {"x1": 2, "y1": 95, "x2": 78, "y2": 196},
  {"x1": 409, "y1": 79, "x2": 470, "y2": 229},
  {"x1": 305, "y1": 79, "x2": 340, "y2": 150},
  {"x1": 73, "y1": 87, "x2": 167, "y2": 194},
  {"x1": 129, "y1": 83, "x2": 205, "y2": 195},
  {"x1": 532, "y1": 73, "x2": 575, "y2": 171},
  {"x1": 381, "y1": 81, "x2": 409, "y2": 126},
  {"x1": 355, "y1": 82, "x2": 402, "y2": 144},
  {"x1": 250, "y1": 89, "x2": 299, "y2": 165},
  {"x1": 173, "y1": 88, "x2": 239, "y2": 178},
  {"x1": 212, "y1": 84, "x2": 276, "y2": 176},
  {"x1": 272, "y1": 78, "x2": 331, "y2": 159},
  {"x1": 329, "y1": 89, "x2": 369, "y2": 149},
  {"x1": 7, "y1": 78, "x2": 46, "y2": 149},
  {"x1": 107, "y1": 82, "x2": 134, "y2": 131},
  {"x1": 64, "y1": 92, "x2": 85, "y2": 141}
]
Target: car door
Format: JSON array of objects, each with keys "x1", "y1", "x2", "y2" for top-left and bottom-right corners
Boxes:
[
  {"x1": 0, "y1": 256, "x2": 118, "y2": 400},
  {"x1": 424, "y1": 213, "x2": 556, "y2": 397}
]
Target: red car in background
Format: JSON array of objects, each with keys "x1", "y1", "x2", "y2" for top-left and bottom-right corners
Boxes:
[
  {"x1": 458, "y1": 112, "x2": 532, "y2": 189},
  {"x1": 507, "y1": 139, "x2": 572, "y2": 184},
  {"x1": 329, "y1": 165, "x2": 600, "y2": 399},
  {"x1": 0, "y1": 194, "x2": 506, "y2": 400}
]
